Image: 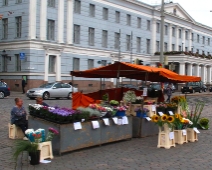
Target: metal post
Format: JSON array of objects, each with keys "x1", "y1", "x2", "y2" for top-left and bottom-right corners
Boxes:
[
  {"x1": 160, "y1": 0, "x2": 165, "y2": 67},
  {"x1": 130, "y1": 31, "x2": 133, "y2": 84}
]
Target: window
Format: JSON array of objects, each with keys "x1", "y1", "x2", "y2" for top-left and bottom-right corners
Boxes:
[
  {"x1": 191, "y1": 48, "x2": 193, "y2": 52},
  {"x1": 196, "y1": 49, "x2": 199, "y2": 53},
  {"x1": 178, "y1": 45, "x2": 181, "y2": 51},
  {"x1": 136, "y1": 37, "x2": 141, "y2": 53},
  {"x1": 3, "y1": 0, "x2": 8, "y2": 6},
  {"x1": 172, "y1": 27, "x2": 175, "y2": 37},
  {"x1": 208, "y1": 38, "x2": 210, "y2": 46},
  {"x1": 156, "y1": 41, "x2": 160, "y2": 52},
  {"x1": 89, "y1": 4, "x2": 95, "y2": 17},
  {"x1": 16, "y1": 0, "x2": 22, "y2": 3},
  {"x1": 203, "y1": 36, "x2": 205, "y2": 44},
  {"x1": 147, "y1": 20, "x2": 150, "y2": 30},
  {"x1": 208, "y1": 52, "x2": 210, "y2": 56},
  {"x1": 172, "y1": 44, "x2": 175, "y2": 51},
  {"x1": 202, "y1": 50, "x2": 204, "y2": 55},
  {"x1": 101, "y1": 60, "x2": 107, "y2": 66},
  {"x1": 74, "y1": 0, "x2": 81, "y2": 14},
  {"x1": 15, "y1": 54, "x2": 21, "y2": 71},
  {"x1": 185, "y1": 31, "x2": 188, "y2": 40},
  {"x1": 15, "y1": 16, "x2": 22, "y2": 38},
  {"x1": 47, "y1": 19, "x2": 55, "y2": 40},
  {"x1": 114, "y1": 32, "x2": 120, "y2": 49},
  {"x1": 48, "y1": 55, "x2": 56, "y2": 73},
  {"x1": 126, "y1": 35, "x2": 131, "y2": 51},
  {"x1": 146, "y1": 39, "x2": 150, "y2": 54},
  {"x1": 73, "y1": 58, "x2": 80, "y2": 71},
  {"x1": 88, "y1": 27, "x2": 95, "y2": 46},
  {"x1": 164, "y1": 42, "x2": 168, "y2": 52},
  {"x1": 126, "y1": 14, "x2": 131, "y2": 26},
  {"x1": 156, "y1": 23, "x2": 160, "y2": 33},
  {"x1": 165, "y1": 25, "x2": 168, "y2": 35},
  {"x1": 102, "y1": 30, "x2": 108, "y2": 48},
  {"x1": 73, "y1": 25, "x2": 80, "y2": 44},
  {"x1": 2, "y1": 55, "x2": 7, "y2": 72},
  {"x1": 115, "y1": 11, "x2": 120, "y2": 23},
  {"x1": 137, "y1": 17, "x2": 141, "y2": 28},
  {"x1": 185, "y1": 47, "x2": 188, "y2": 52},
  {"x1": 48, "y1": 0, "x2": 55, "y2": 7},
  {"x1": 173, "y1": 8, "x2": 177, "y2": 15},
  {"x1": 2, "y1": 18, "x2": 8, "y2": 39},
  {"x1": 191, "y1": 33, "x2": 194, "y2": 41},
  {"x1": 103, "y1": 8, "x2": 108, "y2": 20},
  {"x1": 178, "y1": 29, "x2": 181, "y2": 38},
  {"x1": 88, "y1": 59, "x2": 94, "y2": 69},
  {"x1": 197, "y1": 34, "x2": 199, "y2": 43}
]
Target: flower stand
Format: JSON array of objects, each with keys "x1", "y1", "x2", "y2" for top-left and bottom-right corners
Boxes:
[
  {"x1": 187, "y1": 128, "x2": 198, "y2": 142},
  {"x1": 8, "y1": 123, "x2": 25, "y2": 139},
  {"x1": 136, "y1": 112, "x2": 146, "y2": 118},
  {"x1": 38, "y1": 141, "x2": 54, "y2": 161},
  {"x1": 157, "y1": 124, "x2": 175, "y2": 149},
  {"x1": 174, "y1": 130, "x2": 188, "y2": 144},
  {"x1": 126, "y1": 104, "x2": 141, "y2": 116},
  {"x1": 143, "y1": 105, "x2": 156, "y2": 117},
  {"x1": 116, "y1": 111, "x2": 126, "y2": 117}
]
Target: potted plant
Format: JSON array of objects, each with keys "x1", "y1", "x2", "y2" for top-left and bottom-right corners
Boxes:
[
  {"x1": 123, "y1": 90, "x2": 136, "y2": 103},
  {"x1": 198, "y1": 117, "x2": 209, "y2": 130},
  {"x1": 109, "y1": 100, "x2": 119, "y2": 106},
  {"x1": 114, "y1": 106, "x2": 128, "y2": 117},
  {"x1": 134, "y1": 106, "x2": 149, "y2": 118}
]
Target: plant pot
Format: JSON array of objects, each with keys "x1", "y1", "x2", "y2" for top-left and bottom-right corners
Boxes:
[
  {"x1": 136, "y1": 112, "x2": 147, "y2": 118},
  {"x1": 187, "y1": 128, "x2": 198, "y2": 142},
  {"x1": 116, "y1": 111, "x2": 126, "y2": 117},
  {"x1": 29, "y1": 150, "x2": 40, "y2": 165},
  {"x1": 174, "y1": 130, "x2": 188, "y2": 144}
]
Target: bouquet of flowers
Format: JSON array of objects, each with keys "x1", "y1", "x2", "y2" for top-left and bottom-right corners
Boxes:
[
  {"x1": 114, "y1": 106, "x2": 128, "y2": 111},
  {"x1": 173, "y1": 114, "x2": 193, "y2": 130},
  {"x1": 151, "y1": 114, "x2": 175, "y2": 129},
  {"x1": 46, "y1": 127, "x2": 59, "y2": 141},
  {"x1": 171, "y1": 96, "x2": 186, "y2": 104}
]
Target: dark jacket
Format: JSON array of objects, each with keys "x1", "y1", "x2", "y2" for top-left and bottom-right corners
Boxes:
[{"x1": 22, "y1": 79, "x2": 26, "y2": 87}]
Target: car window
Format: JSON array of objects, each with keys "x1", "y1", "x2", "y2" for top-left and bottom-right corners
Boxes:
[
  {"x1": 0, "y1": 82, "x2": 6, "y2": 87},
  {"x1": 62, "y1": 84, "x2": 71, "y2": 88},
  {"x1": 39, "y1": 83, "x2": 54, "y2": 88},
  {"x1": 53, "y1": 83, "x2": 62, "y2": 88}
]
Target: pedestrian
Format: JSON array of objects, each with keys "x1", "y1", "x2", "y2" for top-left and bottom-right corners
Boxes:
[
  {"x1": 68, "y1": 82, "x2": 73, "y2": 86},
  {"x1": 10, "y1": 98, "x2": 28, "y2": 140},
  {"x1": 22, "y1": 78, "x2": 26, "y2": 94},
  {"x1": 36, "y1": 97, "x2": 49, "y2": 107},
  {"x1": 165, "y1": 83, "x2": 172, "y2": 103}
]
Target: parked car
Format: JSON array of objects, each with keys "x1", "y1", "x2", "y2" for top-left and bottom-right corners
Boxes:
[
  {"x1": 0, "y1": 82, "x2": 10, "y2": 99},
  {"x1": 181, "y1": 81, "x2": 203, "y2": 93},
  {"x1": 118, "y1": 84, "x2": 139, "y2": 90},
  {"x1": 26, "y1": 82, "x2": 78, "y2": 99},
  {"x1": 203, "y1": 85, "x2": 207, "y2": 92}
]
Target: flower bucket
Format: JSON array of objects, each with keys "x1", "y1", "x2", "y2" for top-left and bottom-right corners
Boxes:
[
  {"x1": 187, "y1": 128, "x2": 198, "y2": 142},
  {"x1": 136, "y1": 112, "x2": 147, "y2": 118},
  {"x1": 116, "y1": 111, "x2": 126, "y2": 117},
  {"x1": 29, "y1": 150, "x2": 40, "y2": 165},
  {"x1": 156, "y1": 107, "x2": 166, "y2": 115},
  {"x1": 174, "y1": 130, "x2": 188, "y2": 144}
]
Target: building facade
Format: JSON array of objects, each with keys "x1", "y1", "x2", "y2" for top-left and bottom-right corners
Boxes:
[{"x1": 0, "y1": 0, "x2": 212, "y2": 92}]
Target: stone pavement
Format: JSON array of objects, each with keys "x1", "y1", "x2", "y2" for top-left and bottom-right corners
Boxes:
[{"x1": 0, "y1": 92, "x2": 212, "y2": 170}]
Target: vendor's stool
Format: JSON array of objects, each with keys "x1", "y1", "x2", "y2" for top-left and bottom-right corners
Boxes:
[
  {"x1": 38, "y1": 141, "x2": 54, "y2": 161},
  {"x1": 8, "y1": 123, "x2": 25, "y2": 139}
]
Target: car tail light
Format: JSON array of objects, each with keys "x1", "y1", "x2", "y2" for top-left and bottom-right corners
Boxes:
[{"x1": 8, "y1": 87, "x2": 10, "y2": 91}]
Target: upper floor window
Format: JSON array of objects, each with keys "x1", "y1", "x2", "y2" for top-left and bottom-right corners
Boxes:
[
  {"x1": 73, "y1": 58, "x2": 80, "y2": 71},
  {"x1": 74, "y1": 0, "x2": 81, "y2": 14},
  {"x1": 173, "y1": 8, "x2": 177, "y2": 15},
  {"x1": 203, "y1": 36, "x2": 205, "y2": 44},
  {"x1": 147, "y1": 20, "x2": 151, "y2": 30},
  {"x1": 47, "y1": 19, "x2": 55, "y2": 40},
  {"x1": 103, "y1": 8, "x2": 108, "y2": 20},
  {"x1": 156, "y1": 41, "x2": 160, "y2": 52},
  {"x1": 88, "y1": 27, "x2": 95, "y2": 46},
  {"x1": 126, "y1": 14, "x2": 131, "y2": 26},
  {"x1": 137, "y1": 17, "x2": 141, "y2": 28},
  {"x1": 126, "y1": 35, "x2": 131, "y2": 51},
  {"x1": 2, "y1": 18, "x2": 8, "y2": 39},
  {"x1": 146, "y1": 39, "x2": 150, "y2": 54},
  {"x1": 102, "y1": 30, "x2": 108, "y2": 48},
  {"x1": 115, "y1": 11, "x2": 120, "y2": 23},
  {"x1": 185, "y1": 31, "x2": 188, "y2": 40},
  {"x1": 196, "y1": 49, "x2": 199, "y2": 53},
  {"x1": 2, "y1": 55, "x2": 7, "y2": 72},
  {"x1": 3, "y1": 0, "x2": 8, "y2": 6},
  {"x1": 15, "y1": 54, "x2": 21, "y2": 71},
  {"x1": 178, "y1": 29, "x2": 181, "y2": 38},
  {"x1": 137, "y1": 37, "x2": 141, "y2": 53},
  {"x1": 191, "y1": 33, "x2": 194, "y2": 41},
  {"x1": 197, "y1": 34, "x2": 200, "y2": 43},
  {"x1": 165, "y1": 25, "x2": 168, "y2": 35},
  {"x1": 89, "y1": 4, "x2": 95, "y2": 17},
  {"x1": 208, "y1": 38, "x2": 210, "y2": 46},
  {"x1": 88, "y1": 59, "x2": 94, "y2": 69},
  {"x1": 15, "y1": 16, "x2": 22, "y2": 38},
  {"x1": 172, "y1": 44, "x2": 175, "y2": 51},
  {"x1": 172, "y1": 27, "x2": 175, "y2": 37},
  {"x1": 114, "y1": 32, "x2": 120, "y2": 49},
  {"x1": 48, "y1": 0, "x2": 55, "y2": 7},
  {"x1": 164, "y1": 42, "x2": 168, "y2": 52},
  {"x1": 73, "y1": 25, "x2": 80, "y2": 44},
  {"x1": 16, "y1": 0, "x2": 22, "y2": 3},
  {"x1": 156, "y1": 23, "x2": 160, "y2": 33}
]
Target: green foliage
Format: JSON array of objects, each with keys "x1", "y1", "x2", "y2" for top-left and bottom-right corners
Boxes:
[
  {"x1": 198, "y1": 117, "x2": 209, "y2": 130},
  {"x1": 77, "y1": 107, "x2": 101, "y2": 118},
  {"x1": 102, "y1": 93, "x2": 109, "y2": 101},
  {"x1": 13, "y1": 140, "x2": 38, "y2": 160},
  {"x1": 123, "y1": 91, "x2": 136, "y2": 103},
  {"x1": 109, "y1": 100, "x2": 119, "y2": 105}
]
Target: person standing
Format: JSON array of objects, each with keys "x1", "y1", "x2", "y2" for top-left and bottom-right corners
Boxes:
[
  {"x1": 22, "y1": 78, "x2": 26, "y2": 94},
  {"x1": 166, "y1": 83, "x2": 172, "y2": 103},
  {"x1": 11, "y1": 98, "x2": 28, "y2": 140}
]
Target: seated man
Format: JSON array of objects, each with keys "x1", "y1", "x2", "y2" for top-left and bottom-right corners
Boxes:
[
  {"x1": 11, "y1": 98, "x2": 28, "y2": 140},
  {"x1": 36, "y1": 97, "x2": 49, "y2": 107}
]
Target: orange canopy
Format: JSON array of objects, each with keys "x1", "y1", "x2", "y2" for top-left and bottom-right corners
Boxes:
[{"x1": 71, "y1": 62, "x2": 201, "y2": 83}]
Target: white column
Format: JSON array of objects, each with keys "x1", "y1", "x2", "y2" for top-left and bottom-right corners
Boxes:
[
  {"x1": 188, "y1": 30, "x2": 192, "y2": 51},
  {"x1": 67, "y1": 0, "x2": 74, "y2": 44},
  {"x1": 44, "y1": 54, "x2": 49, "y2": 81},
  {"x1": 201, "y1": 65, "x2": 206, "y2": 83},
  {"x1": 29, "y1": 0, "x2": 37, "y2": 39},
  {"x1": 56, "y1": 55, "x2": 61, "y2": 81},
  {"x1": 40, "y1": 0, "x2": 47, "y2": 41},
  {"x1": 207, "y1": 66, "x2": 211, "y2": 84},
  {"x1": 187, "y1": 63, "x2": 192, "y2": 76},
  {"x1": 182, "y1": 28, "x2": 185, "y2": 51},
  {"x1": 179, "y1": 62, "x2": 185, "y2": 75},
  {"x1": 58, "y1": 0, "x2": 64, "y2": 43},
  {"x1": 168, "y1": 23, "x2": 172, "y2": 51},
  {"x1": 151, "y1": 18, "x2": 156, "y2": 55},
  {"x1": 195, "y1": 64, "x2": 200, "y2": 77},
  {"x1": 175, "y1": 26, "x2": 179, "y2": 49}
]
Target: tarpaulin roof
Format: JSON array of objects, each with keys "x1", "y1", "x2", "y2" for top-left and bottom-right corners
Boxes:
[{"x1": 71, "y1": 62, "x2": 201, "y2": 83}]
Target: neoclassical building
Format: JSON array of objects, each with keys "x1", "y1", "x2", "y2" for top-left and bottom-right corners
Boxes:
[{"x1": 0, "y1": 0, "x2": 212, "y2": 92}]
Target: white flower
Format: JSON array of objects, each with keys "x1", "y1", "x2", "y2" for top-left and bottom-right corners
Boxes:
[
  {"x1": 25, "y1": 129, "x2": 34, "y2": 135},
  {"x1": 104, "y1": 107, "x2": 113, "y2": 111},
  {"x1": 35, "y1": 128, "x2": 45, "y2": 133}
]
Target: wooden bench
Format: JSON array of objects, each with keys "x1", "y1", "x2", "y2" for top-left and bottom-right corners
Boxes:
[{"x1": 8, "y1": 123, "x2": 25, "y2": 139}]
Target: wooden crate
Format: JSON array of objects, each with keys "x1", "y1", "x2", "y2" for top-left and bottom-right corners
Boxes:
[
  {"x1": 174, "y1": 130, "x2": 188, "y2": 144},
  {"x1": 187, "y1": 128, "x2": 198, "y2": 142},
  {"x1": 38, "y1": 141, "x2": 54, "y2": 161},
  {"x1": 143, "y1": 105, "x2": 156, "y2": 117},
  {"x1": 8, "y1": 123, "x2": 25, "y2": 139}
]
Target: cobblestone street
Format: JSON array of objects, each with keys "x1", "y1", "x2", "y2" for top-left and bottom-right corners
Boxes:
[{"x1": 1, "y1": 92, "x2": 212, "y2": 170}]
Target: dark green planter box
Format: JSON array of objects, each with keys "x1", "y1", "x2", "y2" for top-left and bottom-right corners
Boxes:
[
  {"x1": 28, "y1": 116, "x2": 132, "y2": 155},
  {"x1": 132, "y1": 117, "x2": 158, "y2": 138}
]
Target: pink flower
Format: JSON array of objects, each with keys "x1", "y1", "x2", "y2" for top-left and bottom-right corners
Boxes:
[{"x1": 48, "y1": 127, "x2": 59, "y2": 135}]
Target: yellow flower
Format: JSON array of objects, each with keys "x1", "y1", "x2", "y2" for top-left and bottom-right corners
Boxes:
[
  {"x1": 161, "y1": 114, "x2": 168, "y2": 121},
  {"x1": 152, "y1": 115, "x2": 159, "y2": 123},
  {"x1": 167, "y1": 116, "x2": 174, "y2": 123},
  {"x1": 175, "y1": 114, "x2": 179, "y2": 119}
]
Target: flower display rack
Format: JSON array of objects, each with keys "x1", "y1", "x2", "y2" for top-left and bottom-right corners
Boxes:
[
  {"x1": 143, "y1": 105, "x2": 156, "y2": 117},
  {"x1": 8, "y1": 123, "x2": 25, "y2": 139},
  {"x1": 187, "y1": 128, "x2": 198, "y2": 142},
  {"x1": 28, "y1": 115, "x2": 132, "y2": 155},
  {"x1": 157, "y1": 124, "x2": 175, "y2": 149},
  {"x1": 38, "y1": 141, "x2": 54, "y2": 161},
  {"x1": 174, "y1": 130, "x2": 188, "y2": 145}
]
